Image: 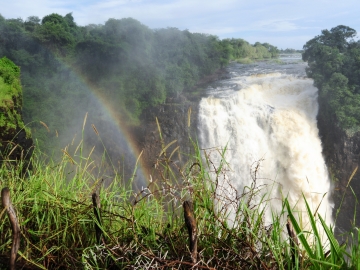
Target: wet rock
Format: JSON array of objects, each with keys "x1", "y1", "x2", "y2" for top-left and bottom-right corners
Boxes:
[{"x1": 318, "y1": 113, "x2": 360, "y2": 235}]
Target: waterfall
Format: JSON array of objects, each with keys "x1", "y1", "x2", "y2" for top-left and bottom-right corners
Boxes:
[{"x1": 198, "y1": 71, "x2": 333, "y2": 235}]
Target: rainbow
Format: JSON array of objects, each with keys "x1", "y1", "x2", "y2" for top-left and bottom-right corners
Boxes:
[{"x1": 32, "y1": 53, "x2": 149, "y2": 188}]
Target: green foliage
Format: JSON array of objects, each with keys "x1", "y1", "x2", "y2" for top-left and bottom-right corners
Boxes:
[
  {"x1": 0, "y1": 56, "x2": 27, "y2": 134},
  {"x1": 33, "y1": 13, "x2": 75, "y2": 54},
  {"x1": 280, "y1": 48, "x2": 303, "y2": 53},
  {"x1": 0, "y1": 13, "x2": 278, "y2": 152},
  {"x1": 222, "y1": 38, "x2": 279, "y2": 63},
  {"x1": 303, "y1": 25, "x2": 360, "y2": 129},
  {"x1": 0, "y1": 131, "x2": 359, "y2": 268},
  {"x1": 24, "y1": 16, "x2": 40, "y2": 32},
  {"x1": 236, "y1": 57, "x2": 253, "y2": 64},
  {"x1": 0, "y1": 56, "x2": 20, "y2": 86}
]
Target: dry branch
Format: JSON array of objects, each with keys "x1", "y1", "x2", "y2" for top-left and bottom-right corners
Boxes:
[
  {"x1": 286, "y1": 216, "x2": 299, "y2": 265},
  {"x1": 1, "y1": 187, "x2": 20, "y2": 270},
  {"x1": 92, "y1": 193, "x2": 103, "y2": 244},
  {"x1": 183, "y1": 200, "x2": 198, "y2": 264}
]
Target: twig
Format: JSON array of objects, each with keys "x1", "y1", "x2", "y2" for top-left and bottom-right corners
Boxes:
[
  {"x1": 92, "y1": 193, "x2": 103, "y2": 244},
  {"x1": 183, "y1": 200, "x2": 198, "y2": 264},
  {"x1": 153, "y1": 256, "x2": 215, "y2": 269},
  {"x1": 2, "y1": 187, "x2": 20, "y2": 270},
  {"x1": 286, "y1": 216, "x2": 299, "y2": 266}
]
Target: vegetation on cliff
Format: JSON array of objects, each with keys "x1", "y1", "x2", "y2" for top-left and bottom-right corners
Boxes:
[
  {"x1": 0, "y1": 57, "x2": 23, "y2": 135},
  {"x1": 0, "y1": 57, "x2": 32, "y2": 167},
  {"x1": 0, "y1": 13, "x2": 278, "y2": 152},
  {"x1": 303, "y1": 25, "x2": 360, "y2": 245},
  {"x1": 303, "y1": 25, "x2": 360, "y2": 129}
]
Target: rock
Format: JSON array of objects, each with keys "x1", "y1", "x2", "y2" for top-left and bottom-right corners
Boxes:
[
  {"x1": 318, "y1": 111, "x2": 360, "y2": 236},
  {"x1": 130, "y1": 96, "x2": 198, "y2": 183},
  {"x1": 130, "y1": 67, "x2": 230, "y2": 184}
]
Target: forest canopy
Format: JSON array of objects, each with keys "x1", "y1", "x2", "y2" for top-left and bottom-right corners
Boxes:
[
  {"x1": 0, "y1": 13, "x2": 279, "y2": 151},
  {"x1": 303, "y1": 25, "x2": 360, "y2": 129}
]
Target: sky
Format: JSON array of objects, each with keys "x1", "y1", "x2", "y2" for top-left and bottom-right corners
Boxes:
[{"x1": 1, "y1": 0, "x2": 360, "y2": 49}]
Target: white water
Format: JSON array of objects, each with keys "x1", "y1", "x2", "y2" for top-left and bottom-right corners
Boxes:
[{"x1": 198, "y1": 71, "x2": 333, "y2": 236}]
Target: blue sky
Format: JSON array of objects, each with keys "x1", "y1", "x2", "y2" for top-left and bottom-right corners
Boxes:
[{"x1": 1, "y1": 0, "x2": 359, "y2": 49}]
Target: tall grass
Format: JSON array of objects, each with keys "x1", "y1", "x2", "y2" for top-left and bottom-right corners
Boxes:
[{"x1": 0, "y1": 127, "x2": 360, "y2": 269}]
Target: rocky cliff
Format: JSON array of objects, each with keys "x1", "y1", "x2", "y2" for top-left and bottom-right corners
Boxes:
[
  {"x1": 0, "y1": 57, "x2": 33, "y2": 171},
  {"x1": 131, "y1": 68, "x2": 229, "y2": 182},
  {"x1": 318, "y1": 112, "x2": 360, "y2": 234},
  {"x1": 131, "y1": 97, "x2": 198, "y2": 182}
]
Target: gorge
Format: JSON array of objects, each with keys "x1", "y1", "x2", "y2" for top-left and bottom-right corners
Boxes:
[
  {"x1": 139, "y1": 60, "x2": 336, "y2": 237},
  {"x1": 198, "y1": 63, "x2": 333, "y2": 229},
  {"x1": 1, "y1": 49, "x2": 359, "y2": 269},
  {"x1": 139, "y1": 60, "x2": 360, "y2": 240},
  {"x1": 1, "y1": 11, "x2": 360, "y2": 267}
]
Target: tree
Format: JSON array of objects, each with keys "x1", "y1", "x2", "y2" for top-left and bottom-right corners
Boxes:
[
  {"x1": 24, "y1": 16, "x2": 40, "y2": 32},
  {"x1": 33, "y1": 13, "x2": 75, "y2": 55},
  {"x1": 1, "y1": 11, "x2": 281, "y2": 151},
  {"x1": 262, "y1": 42, "x2": 279, "y2": 58},
  {"x1": 303, "y1": 25, "x2": 360, "y2": 128},
  {"x1": 303, "y1": 25, "x2": 356, "y2": 63}
]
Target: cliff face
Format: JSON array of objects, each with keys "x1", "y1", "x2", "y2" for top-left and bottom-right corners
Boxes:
[
  {"x1": 318, "y1": 112, "x2": 360, "y2": 233},
  {"x1": 131, "y1": 68, "x2": 228, "y2": 181},
  {"x1": 132, "y1": 97, "x2": 199, "y2": 181},
  {"x1": 0, "y1": 57, "x2": 33, "y2": 171}
]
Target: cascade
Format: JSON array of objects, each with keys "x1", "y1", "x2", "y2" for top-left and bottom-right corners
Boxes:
[{"x1": 198, "y1": 68, "x2": 333, "y2": 236}]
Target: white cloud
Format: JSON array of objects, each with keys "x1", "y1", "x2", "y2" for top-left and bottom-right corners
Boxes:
[
  {"x1": 254, "y1": 20, "x2": 300, "y2": 32},
  {"x1": 0, "y1": 0, "x2": 359, "y2": 49}
]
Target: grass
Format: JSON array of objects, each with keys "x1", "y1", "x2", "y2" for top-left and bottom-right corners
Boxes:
[
  {"x1": 236, "y1": 58, "x2": 253, "y2": 64},
  {"x1": 1, "y1": 125, "x2": 360, "y2": 269}
]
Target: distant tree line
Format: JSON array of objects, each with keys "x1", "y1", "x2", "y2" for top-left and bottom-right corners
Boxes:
[
  {"x1": 0, "y1": 13, "x2": 278, "y2": 151},
  {"x1": 218, "y1": 39, "x2": 279, "y2": 61},
  {"x1": 303, "y1": 25, "x2": 360, "y2": 129},
  {"x1": 279, "y1": 48, "x2": 303, "y2": 54}
]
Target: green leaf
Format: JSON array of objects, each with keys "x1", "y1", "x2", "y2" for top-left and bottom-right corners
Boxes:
[{"x1": 285, "y1": 198, "x2": 320, "y2": 270}]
